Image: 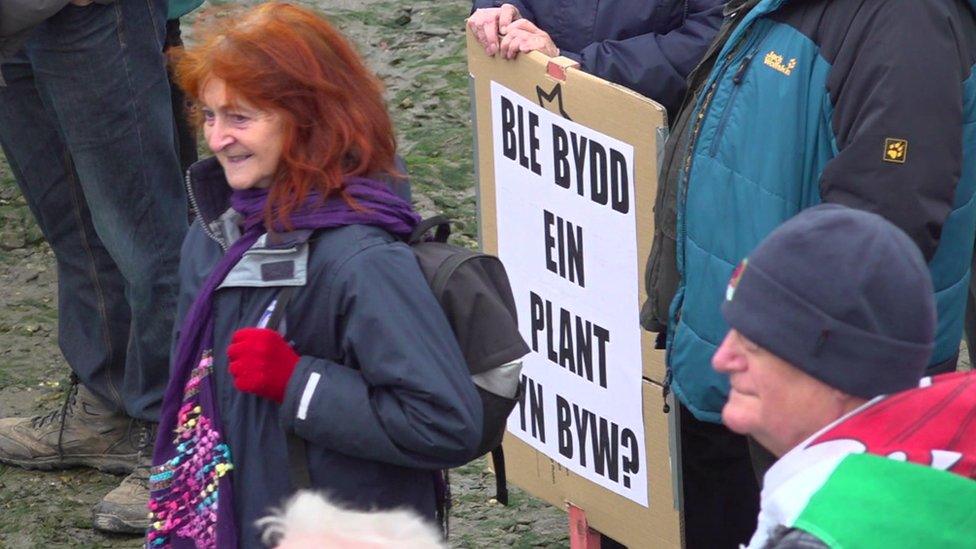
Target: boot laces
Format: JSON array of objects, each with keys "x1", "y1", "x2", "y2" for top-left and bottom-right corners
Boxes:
[
  {"x1": 56, "y1": 373, "x2": 81, "y2": 460},
  {"x1": 26, "y1": 373, "x2": 81, "y2": 460},
  {"x1": 129, "y1": 420, "x2": 157, "y2": 456}
]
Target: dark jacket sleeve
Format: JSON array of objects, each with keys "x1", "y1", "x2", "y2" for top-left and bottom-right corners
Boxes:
[
  {"x1": 471, "y1": 0, "x2": 536, "y2": 21},
  {"x1": 279, "y1": 241, "x2": 484, "y2": 469},
  {"x1": 819, "y1": 0, "x2": 968, "y2": 261},
  {"x1": 557, "y1": 0, "x2": 724, "y2": 117}
]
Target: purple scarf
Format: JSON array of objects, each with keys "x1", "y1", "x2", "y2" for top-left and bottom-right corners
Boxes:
[{"x1": 148, "y1": 177, "x2": 420, "y2": 549}]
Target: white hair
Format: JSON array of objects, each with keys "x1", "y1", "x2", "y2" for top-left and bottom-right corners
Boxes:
[{"x1": 257, "y1": 491, "x2": 446, "y2": 548}]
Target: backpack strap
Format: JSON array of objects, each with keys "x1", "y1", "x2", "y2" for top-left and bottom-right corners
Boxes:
[
  {"x1": 266, "y1": 286, "x2": 294, "y2": 333},
  {"x1": 491, "y1": 444, "x2": 509, "y2": 505},
  {"x1": 409, "y1": 215, "x2": 452, "y2": 244},
  {"x1": 287, "y1": 434, "x2": 311, "y2": 490},
  {"x1": 263, "y1": 286, "x2": 313, "y2": 490}
]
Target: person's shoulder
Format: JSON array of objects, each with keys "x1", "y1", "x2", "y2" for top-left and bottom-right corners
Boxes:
[
  {"x1": 307, "y1": 225, "x2": 411, "y2": 278},
  {"x1": 310, "y1": 224, "x2": 400, "y2": 255},
  {"x1": 182, "y1": 218, "x2": 221, "y2": 256},
  {"x1": 831, "y1": 0, "x2": 962, "y2": 22}
]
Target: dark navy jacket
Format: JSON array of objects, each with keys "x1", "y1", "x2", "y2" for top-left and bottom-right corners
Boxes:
[
  {"x1": 175, "y1": 158, "x2": 483, "y2": 547},
  {"x1": 472, "y1": 0, "x2": 724, "y2": 117},
  {"x1": 663, "y1": 0, "x2": 976, "y2": 422}
]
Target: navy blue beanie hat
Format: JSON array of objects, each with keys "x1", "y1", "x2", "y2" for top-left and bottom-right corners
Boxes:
[{"x1": 721, "y1": 204, "x2": 935, "y2": 398}]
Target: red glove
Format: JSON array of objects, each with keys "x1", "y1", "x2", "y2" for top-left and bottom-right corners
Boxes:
[{"x1": 227, "y1": 328, "x2": 300, "y2": 404}]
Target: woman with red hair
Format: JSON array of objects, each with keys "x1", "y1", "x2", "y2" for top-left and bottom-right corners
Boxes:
[{"x1": 148, "y1": 4, "x2": 482, "y2": 547}]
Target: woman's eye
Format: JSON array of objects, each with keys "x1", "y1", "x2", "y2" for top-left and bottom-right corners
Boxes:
[
  {"x1": 230, "y1": 114, "x2": 250, "y2": 125},
  {"x1": 201, "y1": 110, "x2": 215, "y2": 123}
]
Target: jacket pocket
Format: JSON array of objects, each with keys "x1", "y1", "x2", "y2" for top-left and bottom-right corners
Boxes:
[{"x1": 708, "y1": 46, "x2": 760, "y2": 157}]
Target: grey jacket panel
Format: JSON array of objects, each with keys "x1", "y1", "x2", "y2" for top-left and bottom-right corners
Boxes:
[{"x1": 218, "y1": 232, "x2": 309, "y2": 289}]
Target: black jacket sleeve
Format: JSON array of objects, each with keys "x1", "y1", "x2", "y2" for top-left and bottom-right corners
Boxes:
[
  {"x1": 557, "y1": 0, "x2": 724, "y2": 116},
  {"x1": 471, "y1": 0, "x2": 536, "y2": 21},
  {"x1": 820, "y1": 0, "x2": 970, "y2": 261}
]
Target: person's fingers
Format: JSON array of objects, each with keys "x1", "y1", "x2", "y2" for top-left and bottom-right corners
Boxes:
[
  {"x1": 227, "y1": 352, "x2": 242, "y2": 374},
  {"x1": 504, "y1": 18, "x2": 539, "y2": 34},
  {"x1": 520, "y1": 35, "x2": 542, "y2": 53},
  {"x1": 503, "y1": 31, "x2": 526, "y2": 59},
  {"x1": 483, "y1": 17, "x2": 500, "y2": 56},
  {"x1": 469, "y1": 20, "x2": 489, "y2": 50},
  {"x1": 227, "y1": 341, "x2": 244, "y2": 362},
  {"x1": 499, "y1": 30, "x2": 517, "y2": 59},
  {"x1": 521, "y1": 34, "x2": 558, "y2": 57},
  {"x1": 498, "y1": 4, "x2": 519, "y2": 33}
]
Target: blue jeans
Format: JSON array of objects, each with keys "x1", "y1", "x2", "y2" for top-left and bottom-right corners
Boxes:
[{"x1": 0, "y1": 0, "x2": 187, "y2": 421}]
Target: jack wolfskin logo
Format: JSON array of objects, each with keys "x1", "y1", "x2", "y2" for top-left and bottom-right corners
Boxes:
[
  {"x1": 763, "y1": 51, "x2": 796, "y2": 76},
  {"x1": 884, "y1": 138, "x2": 908, "y2": 163}
]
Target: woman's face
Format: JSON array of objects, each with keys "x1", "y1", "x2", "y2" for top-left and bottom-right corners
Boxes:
[{"x1": 201, "y1": 77, "x2": 285, "y2": 190}]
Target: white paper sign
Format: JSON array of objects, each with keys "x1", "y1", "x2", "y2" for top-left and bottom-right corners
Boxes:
[{"x1": 492, "y1": 81, "x2": 648, "y2": 506}]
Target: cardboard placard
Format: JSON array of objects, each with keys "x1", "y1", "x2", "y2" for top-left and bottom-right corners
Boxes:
[{"x1": 468, "y1": 30, "x2": 680, "y2": 548}]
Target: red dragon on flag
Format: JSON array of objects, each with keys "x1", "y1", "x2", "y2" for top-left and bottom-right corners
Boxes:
[{"x1": 807, "y1": 371, "x2": 976, "y2": 480}]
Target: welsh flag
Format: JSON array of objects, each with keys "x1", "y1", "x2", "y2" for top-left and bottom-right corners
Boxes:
[{"x1": 748, "y1": 371, "x2": 976, "y2": 548}]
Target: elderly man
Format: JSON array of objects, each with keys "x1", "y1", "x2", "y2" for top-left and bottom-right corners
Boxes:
[{"x1": 714, "y1": 204, "x2": 976, "y2": 548}]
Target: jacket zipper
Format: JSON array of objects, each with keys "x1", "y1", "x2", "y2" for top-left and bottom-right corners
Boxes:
[
  {"x1": 184, "y1": 168, "x2": 229, "y2": 252},
  {"x1": 664, "y1": 21, "x2": 755, "y2": 411},
  {"x1": 675, "y1": 30, "x2": 752, "y2": 283},
  {"x1": 708, "y1": 45, "x2": 760, "y2": 157}
]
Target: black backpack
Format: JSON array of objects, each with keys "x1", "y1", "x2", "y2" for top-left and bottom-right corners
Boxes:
[
  {"x1": 407, "y1": 215, "x2": 528, "y2": 461},
  {"x1": 277, "y1": 216, "x2": 528, "y2": 504}
]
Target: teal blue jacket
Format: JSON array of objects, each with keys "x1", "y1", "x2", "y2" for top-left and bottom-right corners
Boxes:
[
  {"x1": 168, "y1": 0, "x2": 203, "y2": 20},
  {"x1": 669, "y1": 0, "x2": 976, "y2": 422}
]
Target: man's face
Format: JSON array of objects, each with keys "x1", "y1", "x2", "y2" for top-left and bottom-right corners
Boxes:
[{"x1": 712, "y1": 329, "x2": 854, "y2": 456}]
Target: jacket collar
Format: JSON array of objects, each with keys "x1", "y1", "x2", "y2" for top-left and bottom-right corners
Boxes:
[
  {"x1": 186, "y1": 156, "x2": 234, "y2": 228},
  {"x1": 185, "y1": 157, "x2": 314, "y2": 252}
]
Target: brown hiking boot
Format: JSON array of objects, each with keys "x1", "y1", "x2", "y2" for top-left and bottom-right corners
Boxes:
[
  {"x1": 92, "y1": 462, "x2": 151, "y2": 534},
  {"x1": 0, "y1": 379, "x2": 140, "y2": 474}
]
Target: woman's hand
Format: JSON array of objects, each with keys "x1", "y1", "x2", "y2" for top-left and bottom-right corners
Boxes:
[
  {"x1": 467, "y1": 4, "x2": 521, "y2": 56},
  {"x1": 227, "y1": 328, "x2": 300, "y2": 403}
]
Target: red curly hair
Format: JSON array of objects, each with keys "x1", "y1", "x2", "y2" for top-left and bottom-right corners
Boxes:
[{"x1": 174, "y1": 2, "x2": 397, "y2": 227}]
